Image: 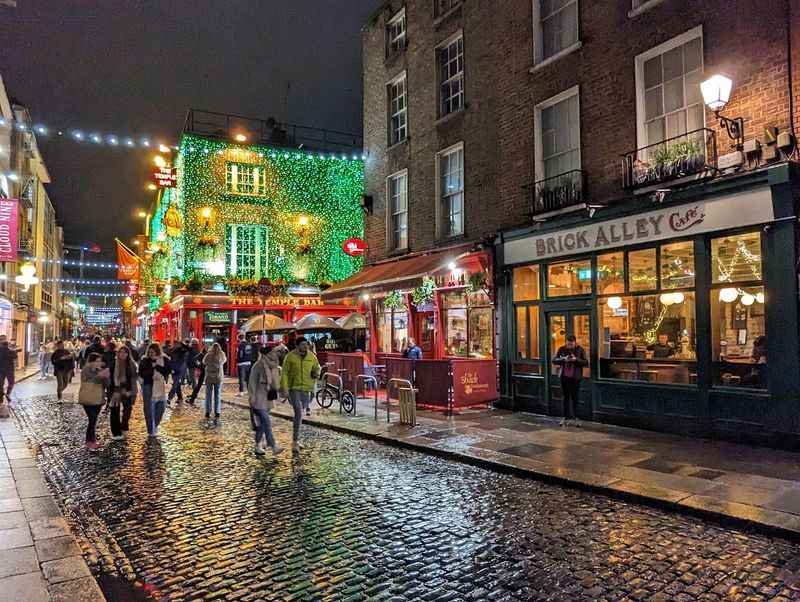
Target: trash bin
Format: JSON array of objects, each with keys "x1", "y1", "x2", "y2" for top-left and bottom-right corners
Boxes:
[{"x1": 398, "y1": 386, "x2": 416, "y2": 426}]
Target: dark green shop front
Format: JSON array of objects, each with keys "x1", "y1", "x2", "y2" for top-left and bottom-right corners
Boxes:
[{"x1": 496, "y1": 165, "x2": 800, "y2": 448}]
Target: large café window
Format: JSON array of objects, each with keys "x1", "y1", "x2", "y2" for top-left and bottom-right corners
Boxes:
[
  {"x1": 442, "y1": 290, "x2": 493, "y2": 358},
  {"x1": 598, "y1": 241, "x2": 698, "y2": 384},
  {"x1": 513, "y1": 265, "x2": 541, "y2": 374},
  {"x1": 376, "y1": 302, "x2": 408, "y2": 354},
  {"x1": 710, "y1": 231, "x2": 766, "y2": 388}
]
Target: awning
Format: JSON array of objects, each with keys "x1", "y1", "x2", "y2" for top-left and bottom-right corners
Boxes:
[{"x1": 322, "y1": 245, "x2": 472, "y2": 298}]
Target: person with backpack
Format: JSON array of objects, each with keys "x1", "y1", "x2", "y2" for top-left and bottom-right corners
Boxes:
[
  {"x1": 51, "y1": 340, "x2": 75, "y2": 402},
  {"x1": 248, "y1": 346, "x2": 284, "y2": 456},
  {"x1": 78, "y1": 353, "x2": 110, "y2": 450}
]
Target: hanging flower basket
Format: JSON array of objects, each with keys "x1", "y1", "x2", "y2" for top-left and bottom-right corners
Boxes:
[
  {"x1": 382, "y1": 290, "x2": 404, "y2": 309},
  {"x1": 411, "y1": 277, "x2": 436, "y2": 307}
]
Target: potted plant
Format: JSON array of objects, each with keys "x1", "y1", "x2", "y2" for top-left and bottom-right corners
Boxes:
[
  {"x1": 411, "y1": 277, "x2": 436, "y2": 307},
  {"x1": 382, "y1": 289, "x2": 404, "y2": 309}
]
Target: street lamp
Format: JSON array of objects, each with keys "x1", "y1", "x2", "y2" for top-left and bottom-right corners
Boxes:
[
  {"x1": 153, "y1": 155, "x2": 167, "y2": 168},
  {"x1": 146, "y1": 183, "x2": 157, "y2": 191},
  {"x1": 701, "y1": 74, "x2": 744, "y2": 149}
]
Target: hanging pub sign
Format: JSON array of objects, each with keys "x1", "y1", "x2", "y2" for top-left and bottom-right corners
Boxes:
[
  {"x1": 153, "y1": 166, "x2": 177, "y2": 188},
  {"x1": 0, "y1": 198, "x2": 18, "y2": 262},
  {"x1": 342, "y1": 237, "x2": 367, "y2": 257}
]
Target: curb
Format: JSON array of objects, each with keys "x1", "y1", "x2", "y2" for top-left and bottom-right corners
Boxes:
[{"x1": 225, "y1": 397, "x2": 800, "y2": 542}]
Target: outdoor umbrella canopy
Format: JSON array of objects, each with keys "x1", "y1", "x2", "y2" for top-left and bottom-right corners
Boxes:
[
  {"x1": 293, "y1": 313, "x2": 342, "y2": 332},
  {"x1": 336, "y1": 312, "x2": 367, "y2": 330},
  {"x1": 240, "y1": 313, "x2": 295, "y2": 333}
]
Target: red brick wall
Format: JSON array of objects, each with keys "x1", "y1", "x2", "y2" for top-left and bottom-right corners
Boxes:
[{"x1": 362, "y1": 0, "x2": 798, "y2": 264}]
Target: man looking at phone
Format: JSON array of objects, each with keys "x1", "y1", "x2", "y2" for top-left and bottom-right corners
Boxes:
[{"x1": 552, "y1": 334, "x2": 588, "y2": 427}]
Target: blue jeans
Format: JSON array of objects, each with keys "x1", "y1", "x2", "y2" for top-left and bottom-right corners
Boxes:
[
  {"x1": 288, "y1": 390, "x2": 310, "y2": 443},
  {"x1": 169, "y1": 367, "x2": 186, "y2": 400},
  {"x1": 205, "y1": 383, "x2": 221, "y2": 416},
  {"x1": 237, "y1": 363, "x2": 251, "y2": 392},
  {"x1": 142, "y1": 383, "x2": 166, "y2": 436},
  {"x1": 253, "y1": 408, "x2": 275, "y2": 448}
]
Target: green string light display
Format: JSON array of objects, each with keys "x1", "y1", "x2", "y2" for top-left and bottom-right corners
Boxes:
[{"x1": 147, "y1": 134, "x2": 364, "y2": 286}]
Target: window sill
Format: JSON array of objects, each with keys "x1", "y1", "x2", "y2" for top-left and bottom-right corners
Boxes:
[
  {"x1": 435, "y1": 233, "x2": 467, "y2": 246},
  {"x1": 386, "y1": 138, "x2": 409, "y2": 153},
  {"x1": 384, "y1": 47, "x2": 406, "y2": 67},
  {"x1": 598, "y1": 377, "x2": 697, "y2": 388},
  {"x1": 387, "y1": 247, "x2": 410, "y2": 258},
  {"x1": 627, "y1": 0, "x2": 667, "y2": 18},
  {"x1": 435, "y1": 107, "x2": 466, "y2": 127},
  {"x1": 433, "y1": 4, "x2": 463, "y2": 29},
  {"x1": 529, "y1": 41, "x2": 583, "y2": 73}
]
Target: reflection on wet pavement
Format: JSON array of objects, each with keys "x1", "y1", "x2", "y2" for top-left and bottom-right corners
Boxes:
[{"x1": 10, "y1": 381, "x2": 800, "y2": 601}]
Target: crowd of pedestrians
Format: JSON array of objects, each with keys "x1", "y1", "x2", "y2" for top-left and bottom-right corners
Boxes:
[{"x1": 44, "y1": 333, "x2": 318, "y2": 456}]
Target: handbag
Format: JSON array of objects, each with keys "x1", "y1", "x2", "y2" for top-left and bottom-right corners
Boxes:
[{"x1": 78, "y1": 381, "x2": 105, "y2": 406}]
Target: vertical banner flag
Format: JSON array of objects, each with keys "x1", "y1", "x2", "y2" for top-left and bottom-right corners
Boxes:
[
  {"x1": 116, "y1": 240, "x2": 140, "y2": 282},
  {"x1": 0, "y1": 198, "x2": 18, "y2": 262}
]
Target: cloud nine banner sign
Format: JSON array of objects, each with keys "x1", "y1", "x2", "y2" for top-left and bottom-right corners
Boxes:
[
  {"x1": 0, "y1": 199, "x2": 18, "y2": 262},
  {"x1": 504, "y1": 187, "x2": 775, "y2": 265}
]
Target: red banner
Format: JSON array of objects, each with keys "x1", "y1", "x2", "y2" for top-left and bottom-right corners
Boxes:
[
  {"x1": 0, "y1": 198, "x2": 18, "y2": 262},
  {"x1": 451, "y1": 360, "x2": 498, "y2": 406},
  {"x1": 116, "y1": 241, "x2": 140, "y2": 282}
]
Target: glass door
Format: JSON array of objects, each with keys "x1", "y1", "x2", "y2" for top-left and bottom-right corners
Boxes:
[{"x1": 547, "y1": 310, "x2": 592, "y2": 419}]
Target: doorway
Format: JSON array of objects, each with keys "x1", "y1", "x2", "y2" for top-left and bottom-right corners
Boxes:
[
  {"x1": 546, "y1": 310, "x2": 592, "y2": 419},
  {"x1": 415, "y1": 311, "x2": 435, "y2": 357}
]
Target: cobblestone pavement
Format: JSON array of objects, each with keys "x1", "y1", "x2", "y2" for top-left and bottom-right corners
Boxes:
[{"x1": 9, "y1": 379, "x2": 800, "y2": 602}]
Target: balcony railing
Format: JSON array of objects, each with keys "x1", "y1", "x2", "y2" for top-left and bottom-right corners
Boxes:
[
  {"x1": 531, "y1": 169, "x2": 586, "y2": 216},
  {"x1": 622, "y1": 128, "x2": 717, "y2": 190},
  {"x1": 182, "y1": 109, "x2": 363, "y2": 154}
]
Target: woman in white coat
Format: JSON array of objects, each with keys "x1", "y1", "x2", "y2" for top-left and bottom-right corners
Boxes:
[{"x1": 248, "y1": 346, "x2": 284, "y2": 456}]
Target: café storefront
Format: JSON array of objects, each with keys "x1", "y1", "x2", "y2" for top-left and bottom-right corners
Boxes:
[{"x1": 497, "y1": 165, "x2": 800, "y2": 446}]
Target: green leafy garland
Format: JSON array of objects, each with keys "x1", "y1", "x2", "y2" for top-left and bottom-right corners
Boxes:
[
  {"x1": 411, "y1": 277, "x2": 436, "y2": 307},
  {"x1": 382, "y1": 289, "x2": 404, "y2": 309}
]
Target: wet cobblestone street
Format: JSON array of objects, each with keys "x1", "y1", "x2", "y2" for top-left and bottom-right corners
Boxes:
[{"x1": 9, "y1": 379, "x2": 800, "y2": 601}]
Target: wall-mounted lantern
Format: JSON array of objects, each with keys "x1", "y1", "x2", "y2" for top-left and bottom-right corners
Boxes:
[{"x1": 701, "y1": 74, "x2": 744, "y2": 149}]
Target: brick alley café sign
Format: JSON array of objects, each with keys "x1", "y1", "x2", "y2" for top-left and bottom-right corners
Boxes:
[
  {"x1": 503, "y1": 187, "x2": 776, "y2": 264},
  {"x1": 153, "y1": 166, "x2": 177, "y2": 188}
]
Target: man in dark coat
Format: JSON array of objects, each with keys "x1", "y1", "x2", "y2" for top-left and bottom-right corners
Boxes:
[
  {"x1": 0, "y1": 335, "x2": 18, "y2": 405},
  {"x1": 167, "y1": 339, "x2": 190, "y2": 403},
  {"x1": 552, "y1": 334, "x2": 588, "y2": 427}
]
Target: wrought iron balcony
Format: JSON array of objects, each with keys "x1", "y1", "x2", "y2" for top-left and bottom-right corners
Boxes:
[
  {"x1": 531, "y1": 169, "x2": 586, "y2": 217},
  {"x1": 182, "y1": 109, "x2": 363, "y2": 154},
  {"x1": 622, "y1": 128, "x2": 717, "y2": 190}
]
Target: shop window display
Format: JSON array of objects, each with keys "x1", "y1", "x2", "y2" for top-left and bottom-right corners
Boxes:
[
  {"x1": 513, "y1": 265, "x2": 540, "y2": 301},
  {"x1": 597, "y1": 252, "x2": 624, "y2": 295},
  {"x1": 547, "y1": 259, "x2": 592, "y2": 297},
  {"x1": 628, "y1": 248, "x2": 657, "y2": 291},
  {"x1": 442, "y1": 290, "x2": 494, "y2": 358},
  {"x1": 598, "y1": 292, "x2": 697, "y2": 383},
  {"x1": 711, "y1": 232, "x2": 765, "y2": 388},
  {"x1": 376, "y1": 307, "x2": 408, "y2": 354},
  {"x1": 660, "y1": 241, "x2": 695, "y2": 289}
]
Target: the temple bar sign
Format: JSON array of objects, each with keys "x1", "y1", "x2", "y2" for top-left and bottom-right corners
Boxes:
[{"x1": 504, "y1": 187, "x2": 775, "y2": 264}]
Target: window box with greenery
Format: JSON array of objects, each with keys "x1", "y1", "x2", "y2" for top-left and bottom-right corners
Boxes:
[{"x1": 624, "y1": 130, "x2": 714, "y2": 189}]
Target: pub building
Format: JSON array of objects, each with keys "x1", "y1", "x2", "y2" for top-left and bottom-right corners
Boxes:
[{"x1": 496, "y1": 163, "x2": 800, "y2": 447}]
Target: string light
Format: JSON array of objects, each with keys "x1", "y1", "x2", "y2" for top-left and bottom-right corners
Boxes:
[
  {"x1": 31, "y1": 258, "x2": 120, "y2": 269},
  {"x1": 59, "y1": 290, "x2": 127, "y2": 297},
  {"x1": 0, "y1": 116, "x2": 173, "y2": 150},
  {"x1": 45, "y1": 278, "x2": 125, "y2": 285}
]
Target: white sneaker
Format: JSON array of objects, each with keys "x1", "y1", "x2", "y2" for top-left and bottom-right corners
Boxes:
[
  {"x1": 559, "y1": 418, "x2": 566, "y2": 427},
  {"x1": 254, "y1": 445, "x2": 266, "y2": 456},
  {"x1": 272, "y1": 445, "x2": 284, "y2": 456}
]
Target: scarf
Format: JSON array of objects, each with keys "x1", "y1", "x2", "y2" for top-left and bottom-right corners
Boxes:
[{"x1": 114, "y1": 359, "x2": 129, "y2": 387}]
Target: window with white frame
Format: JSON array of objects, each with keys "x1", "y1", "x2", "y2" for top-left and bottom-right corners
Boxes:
[
  {"x1": 436, "y1": 0, "x2": 461, "y2": 16},
  {"x1": 225, "y1": 162, "x2": 267, "y2": 196},
  {"x1": 225, "y1": 224, "x2": 268, "y2": 280},
  {"x1": 386, "y1": 9, "x2": 406, "y2": 56},
  {"x1": 387, "y1": 170, "x2": 408, "y2": 250},
  {"x1": 437, "y1": 144, "x2": 464, "y2": 237},
  {"x1": 437, "y1": 34, "x2": 464, "y2": 117},
  {"x1": 636, "y1": 27, "x2": 704, "y2": 147},
  {"x1": 387, "y1": 73, "x2": 408, "y2": 145},
  {"x1": 534, "y1": 0, "x2": 579, "y2": 64},
  {"x1": 535, "y1": 86, "x2": 581, "y2": 181}
]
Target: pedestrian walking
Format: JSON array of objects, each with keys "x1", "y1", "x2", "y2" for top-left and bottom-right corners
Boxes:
[
  {"x1": 279, "y1": 337, "x2": 320, "y2": 452},
  {"x1": 167, "y1": 339, "x2": 189, "y2": 404},
  {"x1": 51, "y1": 340, "x2": 75, "y2": 401},
  {"x1": 202, "y1": 343, "x2": 226, "y2": 425},
  {"x1": 235, "y1": 333, "x2": 256, "y2": 398},
  {"x1": 138, "y1": 343, "x2": 171, "y2": 438},
  {"x1": 82, "y1": 336, "x2": 103, "y2": 368},
  {"x1": 247, "y1": 346, "x2": 283, "y2": 456},
  {"x1": 0, "y1": 335, "x2": 17, "y2": 406},
  {"x1": 78, "y1": 353, "x2": 109, "y2": 450},
  {"x1": 109, "y1": 346, "x2": 138, "y2": 440},
  {"x1": 187, "y1": 341, "x2": 206, "y2": 405},
  {"x1": 185, "y1": 338, "x2": 200, "y2": 392},
  {"x1": 37, "y1": 343, "x2": 49, "y2": 379},
  {"x1": 552, "y1": 334, "x2": 588, "y2": 427}
]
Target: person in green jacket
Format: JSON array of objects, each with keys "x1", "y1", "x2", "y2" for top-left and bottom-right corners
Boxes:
[{"x1": 279, "y1": 337, "x2": 320, "y2": 451}]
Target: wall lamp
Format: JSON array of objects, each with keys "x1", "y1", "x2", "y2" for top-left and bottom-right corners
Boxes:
[{"x1": 701, "y1": 74, "x2": 744, "y2": 149}]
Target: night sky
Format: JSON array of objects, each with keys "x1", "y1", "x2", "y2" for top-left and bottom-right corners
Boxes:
[{"x1": 0, "y1": 0, "x2": 375, "y2": 261}]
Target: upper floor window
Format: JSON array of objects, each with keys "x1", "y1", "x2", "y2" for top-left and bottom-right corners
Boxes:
[
  {"x1": 437, "y1": 33, "x2": 464, "y2": 117},
  {"x1": 387, "y1": 73, "x2": 408, "y2": 146},
  {"x1": 534, "y1": 0, "x2": 579, "y2": 64},
  {"x1": 387, "y1": 170, "x2": 408, "y2": 251},
  {"x1": 225, "y1": 224, "x2": 268, "y2": 280},
  {"x1": 636, "y1": 26, "x2": 703, "y2": 147},
  {"x1": 535, "y1": 86, "x2": 581, "y2": 181},
  {"x1": 437, "y1": 143, "x2": 464, "y2": 237},
  {"x1": 435, "y1": 0, "x2": 461, "y2": 16},
  {"x1": 386, "y1": 9, "x2": 406, "y2": 56},
  {"x1": 226, "y1": 162, "x2": 266, "y2": 196}
]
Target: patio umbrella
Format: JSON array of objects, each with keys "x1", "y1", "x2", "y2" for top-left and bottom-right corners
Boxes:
[
  {"x1": 240, "y1": 313, "x2": 295, "y2": 333},
  {"x1": 336, "y1": 312, "x2": 367, "y2": 330},
  {"x1": 293, "y1": 313, "x2": 342, "y2": 332}
]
